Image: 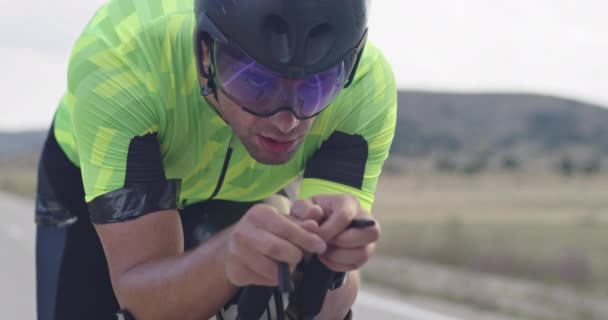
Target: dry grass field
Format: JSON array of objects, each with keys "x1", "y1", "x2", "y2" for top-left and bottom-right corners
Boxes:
[
  {"x1": 3, "y1": 161, "x2": 608, "y2": 318},
  {"x1": 372, "y1": 173, "x2": 608, "y2": 291},
  {"x1": 3, "y1": 165, "x2": 607, "y2": 292},
  {"x1": 0, "y1": 165, "x2": 37, "y2": 199},
  {"x1": 363, "y1": 173, "x2": 608, "y2": 319}
]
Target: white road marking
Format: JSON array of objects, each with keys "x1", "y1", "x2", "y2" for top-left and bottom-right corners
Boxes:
[
  {"x1": 356, "y1": 290, "x2": 463, "y2": 320},
  {"x1": 3, "y1": 223, "x2": 24, "y2": 241}
]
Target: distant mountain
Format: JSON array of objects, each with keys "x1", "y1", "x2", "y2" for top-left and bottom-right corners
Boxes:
[
  {"x1": 392, "y1": 92, "x2": 608, "y2": 159},
  {"x1": 1, "y1": 91, "x2": 607, "y2": 173},
  {"x1": 0, "y1": 130, "x2": 46, "y2": 163}
]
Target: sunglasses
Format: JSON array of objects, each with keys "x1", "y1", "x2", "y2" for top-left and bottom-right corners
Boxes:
[{"x1": 196, "y1": 14, "x2": 367, "y2": 120}]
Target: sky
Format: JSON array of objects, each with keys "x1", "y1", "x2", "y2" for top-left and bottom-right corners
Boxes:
[{"x1": 1, "y1": 0, "x2": 607, "y2": 131}]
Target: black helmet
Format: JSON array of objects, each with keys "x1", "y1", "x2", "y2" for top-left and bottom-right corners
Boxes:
[{"x1": 194, "y1": 0, "x2": 370, "y2": 86}]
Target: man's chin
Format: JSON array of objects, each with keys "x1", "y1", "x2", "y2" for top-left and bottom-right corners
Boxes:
[
  {"x1": 251, "y1": 150, "x2": 297, "y2": 165},
  {"x1": 244, "y1": 143, "x2": 300, "y2": 165}
]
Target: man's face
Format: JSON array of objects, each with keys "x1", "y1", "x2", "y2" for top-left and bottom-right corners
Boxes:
[
  {"x1": 214, "y1": 89, "x2": 315, "y2": 165},
  {"x1": 199, "y1": 40, "x2": 316, "y2": 165},
  {"x1": 219, "y1": 91, "x2": 316, "y2": 165}
]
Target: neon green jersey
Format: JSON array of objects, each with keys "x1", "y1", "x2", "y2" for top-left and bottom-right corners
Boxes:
[{"x1": 52, "y1": 0, "x2": 396, "y2": 221}]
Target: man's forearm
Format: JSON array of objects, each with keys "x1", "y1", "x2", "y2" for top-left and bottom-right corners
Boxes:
[
  {"x1": 318, "y1": 270, "x2": 360, "y2": 320},
  {"x1": 115, "y1": 227, "x2": 237, "y2": 320}
]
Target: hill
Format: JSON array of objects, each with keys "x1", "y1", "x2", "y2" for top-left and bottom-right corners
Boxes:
[
  {"x1": 1, "y1": 91, "x2": 607, "y2": 174},
  {"x1": 394, "y1": 91, "x2": 608, "y2": 157}
]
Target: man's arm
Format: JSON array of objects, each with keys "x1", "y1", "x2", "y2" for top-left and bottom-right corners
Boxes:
[
  {"x1": 95, "y1": 209, "x2": 237, "y2": 320},
  {"x1": 290, "y1": 195, "x2": 379, "y2": 320},
  {"x1": 96, "y1": 204, "x2": 327, "y2": 320},
  {"x1": 318, "y1": 270, "x2": 360, "y2": 319},
  {"x1": 266, "y1": 193, "x2": 359, "y2": 319},
  {"x1": 292, "y1": 43, "x2": 396, "y2": 318}
]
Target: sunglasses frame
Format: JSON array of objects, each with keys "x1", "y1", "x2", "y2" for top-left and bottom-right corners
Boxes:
[{"x1": 195, "y1": 13, "x2": 368, "y2": 119}]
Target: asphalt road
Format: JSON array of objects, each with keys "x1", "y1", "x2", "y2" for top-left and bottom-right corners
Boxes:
[{"x1": 2, "y1": 191, "x2": 463, "y2": 320}]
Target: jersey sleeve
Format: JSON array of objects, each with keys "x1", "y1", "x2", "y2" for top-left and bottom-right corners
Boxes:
[
  {"x1": 68, "y1": 33, "x2": 180, "y2": 224},
  {"x1": 299, "y1": 43, "x2": 397, "y2": 211}
]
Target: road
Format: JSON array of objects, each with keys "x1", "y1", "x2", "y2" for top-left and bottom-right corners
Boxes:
[
  {"x1": 2, "y1": 191, "x2": 464, "y2": 320},
  {"x1": 3, "y1": 191, "x2": 36, "y2": 319}
]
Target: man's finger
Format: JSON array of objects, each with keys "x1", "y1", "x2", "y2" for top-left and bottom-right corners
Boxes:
[
  {"x1": 293, "y1": 219, "x2": 321, "y2": 234},
  {"x1": 320, "y1": 245, "x2": 375, "y2": 268},
  {"x1": 290, "y1": 199, "x2": 325, "y2": 223},
  {"x1": 233, "y1": 242, "x2": 280, "y2": 284},
  {"x1": 313, "y1": 195, "x2": 359, "y2": 241},
  {"x1": 318, "y1": 255, "x2": 357, "y2": 273},
  {"x1": 234, "y1": 222, "x2": 306, "y2": 267},
  {"x1": 249, "y1": 205, "x2": 327, "y2": 254},
  {"x1": 329, "y1": 224, "x2": 380, "y2": 248},
  {"x1": 253, "y1": 230, "x2": 306, "y2": 267}
]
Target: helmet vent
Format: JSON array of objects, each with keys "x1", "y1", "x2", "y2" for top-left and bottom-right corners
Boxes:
[
  {"x1": 309, "y1": 23, "x2": 332, "y2": 39},
  {"x1": 264, "y1": 14, "x2": 292, "y2": 64},
  {"x1": 304, "y1": 23, "x2": 334, "y2": 66}
]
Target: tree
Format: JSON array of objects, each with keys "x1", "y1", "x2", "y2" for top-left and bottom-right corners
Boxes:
[
  {"x1": 502, "y1": 155, "x2": 521, "y2": 171},
  {"x1": 436, "y1": 157, "x2": 457, "y2": 173},
  {"x1": 462, "y1": 156, "x2": 488, "y2": 175},
  {"x1": 581, "y1": 159, "x2": 601, "y2": 175},
  {"x1": 558, "y1": 157, "x2": 574, "y2": 176}
]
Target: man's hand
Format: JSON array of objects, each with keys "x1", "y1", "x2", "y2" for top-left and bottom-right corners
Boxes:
[
  {"x1": 290, "y1": 195, "x2": 380, "y2": 272},
  {"x1": 225, "y1": 203, "x2": 327, "y2": 287}
]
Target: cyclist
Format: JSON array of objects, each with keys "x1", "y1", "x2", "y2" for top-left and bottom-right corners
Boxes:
[{"x1": 35, "y1": 0, "x2": 396, "y2": 319}]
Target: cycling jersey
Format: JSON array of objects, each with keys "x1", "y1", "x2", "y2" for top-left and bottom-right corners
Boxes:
[{"x1": 49, "y1": 0, "x2": 396, "y2": 224}]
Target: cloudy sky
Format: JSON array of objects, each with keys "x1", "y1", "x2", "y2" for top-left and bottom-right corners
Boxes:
[{"x1": 1, "y1": 0, "x2": 606, "y2": 130}]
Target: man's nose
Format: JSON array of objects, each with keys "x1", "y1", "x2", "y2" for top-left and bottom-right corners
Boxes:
[{"x1": 272, "y1": 110, "x2": 300, "y2": 134}]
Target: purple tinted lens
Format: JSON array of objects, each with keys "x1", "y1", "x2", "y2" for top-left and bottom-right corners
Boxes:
[
  {"x1": 214, "y1": 41, "x2": 351, "y2": 118},
  {"x1": 297, "y1": 64, "x2": 346, "y2": 116}
]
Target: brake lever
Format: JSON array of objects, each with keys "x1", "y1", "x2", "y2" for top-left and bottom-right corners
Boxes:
[
  {"x1": 278, "y1": 218, "x2": 375, "y2": 293},
  {"x1": 285, "y1": 218, "x2": 376, "y2": 319}
]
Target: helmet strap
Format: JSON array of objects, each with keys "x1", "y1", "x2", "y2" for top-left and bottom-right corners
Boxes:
[
  {"x1": 196, "y1": 32, "x2": 219, "y2": 101},
  {"x1": 200, "y1": 85, "x2": 211, "y2": 96},
  {"x1": 344, "y1": 45, "x2": 366, "y2": 89},
  {"x1": 207, "y1": 39, "x2": 219, "y2": 102}
]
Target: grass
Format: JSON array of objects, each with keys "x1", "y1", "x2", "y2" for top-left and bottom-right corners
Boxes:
[
  {"x1": 381, "y1": 220, "x2": 605, "y2": 288},
  {"x1": 3, "y1": 160, "x2": 607, "y2": 293},
  {"x1": 371, "y1": 173, "x2": 608, "y2": 294},
  {"x1": 362, "y1": 255, "x2": 608, "y2": 320},
  {"x1": 0, "y1": 164, "x2": 37, "y2": 199},
  {"x1": 0, "y1": 151, "x2": 40, "y2": 198},
  {"x1": 3, "y1": 159, "x2": 608, "y2": 317}
]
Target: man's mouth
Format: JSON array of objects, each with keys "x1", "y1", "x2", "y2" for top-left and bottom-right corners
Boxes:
[{"x1": 257, "y1": 135, "x2": 299, "y2": 154}]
